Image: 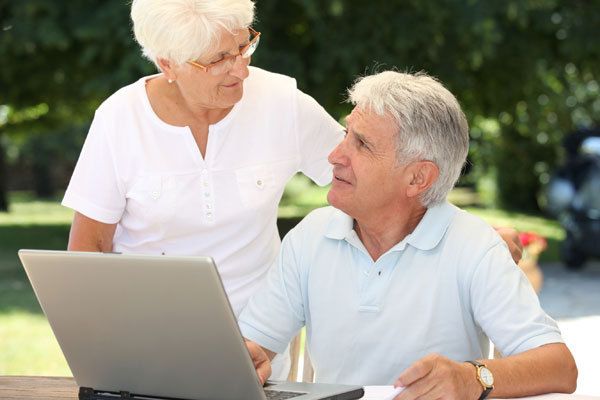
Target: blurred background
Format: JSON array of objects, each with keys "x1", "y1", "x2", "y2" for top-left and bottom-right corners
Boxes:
[{"x1": 1, "y1": 0, "x2": 599, "y2": 395}]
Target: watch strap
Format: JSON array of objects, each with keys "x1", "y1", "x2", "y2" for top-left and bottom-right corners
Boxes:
[{"x1": 466, "y1": 360, "x2": 493, "y2": 400}]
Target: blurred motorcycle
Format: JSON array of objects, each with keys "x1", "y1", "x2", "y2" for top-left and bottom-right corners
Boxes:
[{"x1": 546, "y1": 127, "x2": 600, "y2": 270}]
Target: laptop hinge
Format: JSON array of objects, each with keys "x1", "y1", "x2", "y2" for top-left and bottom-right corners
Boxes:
[
  {"x1": 79, "y1": 387, "x2": 133, "y2": 399},
  {"x1": 79, "y1": 386, "x2": 191, "y2": 400}
]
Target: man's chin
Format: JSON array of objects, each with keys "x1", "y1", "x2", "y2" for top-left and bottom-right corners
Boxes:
[{"x1": 327, "y1": 190, "x2": 347, "y2": 212}]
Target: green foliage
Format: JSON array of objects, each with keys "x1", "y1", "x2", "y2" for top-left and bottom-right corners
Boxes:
[
  {"x1": 1, "y1": 0, "x2": 599, "y2": 209},
  {"x1": 1, "y1": 0, "x2": 155, "y2": 199},
  {"x1": 253, "y1": 0, "x2": 600, "y2": 210},
  {"x1": 1, "y1": 0, "x2": 153, "y2": 109}
]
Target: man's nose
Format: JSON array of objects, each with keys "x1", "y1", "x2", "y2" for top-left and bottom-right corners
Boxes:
[{"x1": 328, "y1": 139, "x2": 347, "y2": 165}]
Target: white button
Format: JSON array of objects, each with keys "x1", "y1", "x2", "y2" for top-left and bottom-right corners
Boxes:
[
  {"x1": 204, "y1": 192, "x2": 210, "y2": 197},
  {"x1": 151, "y1": 191, "x2": 159, "y2": 199},
  {"x1": 203, "y1": 181, "x2": 209, "y2": 187},
  {"x1": 201, "y1": 169, "x2": 208, "y2": 175},
  {"x1": 206, "y1": 212, "x2": 213, "y2": 218},
  {"x1": 206, "y1": 204, "x2": 212, "y2": 210},
  {"x1": 256, "y1": 179, "x2": 264, "y2": 188}
]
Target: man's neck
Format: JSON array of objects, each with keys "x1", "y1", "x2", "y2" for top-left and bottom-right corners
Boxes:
[{"x1": 354, "y1": 203, "x2": 428, "y2": 262}]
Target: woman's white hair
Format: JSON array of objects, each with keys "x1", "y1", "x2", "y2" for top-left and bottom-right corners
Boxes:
[
  {"x1": 348, "y1": 71, "x2": 469, "y2": 207},
  {"x1": 131, "y1": 0, "x2": 255, "y2": 66}
]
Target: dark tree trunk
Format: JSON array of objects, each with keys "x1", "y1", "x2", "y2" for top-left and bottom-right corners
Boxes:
[{"x1": 0, "y1": 135, "x2": 8, "y2": 212}]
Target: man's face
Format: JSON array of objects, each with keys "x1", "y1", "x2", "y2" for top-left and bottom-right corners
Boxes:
[{"x1": 327, "y1": 106, "x2": 410, "y2": 219}]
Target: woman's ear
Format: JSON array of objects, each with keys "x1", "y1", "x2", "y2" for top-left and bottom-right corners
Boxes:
[
  {"x1": 405, "y1": 161, "x2": 439, "y2": 198},
  {"x1": 157, "y1": 58, "x2": 177, "y2": 82}
]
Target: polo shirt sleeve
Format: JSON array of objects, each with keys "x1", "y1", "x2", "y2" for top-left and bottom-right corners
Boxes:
[
  {"x1": 239, "y1": 230, "x2": 307, "y2": 354},
  {"x1": 62, "y1": 109, "x2": 126, "y2": 224},
  {"x1": 295, "y1": 90, "x2": 344, "y2": 186},
  {"x1": 468, "y1": 243, "x2": 564, "y2": 356}
]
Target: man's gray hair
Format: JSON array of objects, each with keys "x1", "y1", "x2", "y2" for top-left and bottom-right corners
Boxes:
[
  {"x1": 131, "y1": 0, "x2": 255, "y2": 66},
  {"x1": 348, "y1": 71, "x2": 469, "y2": 207}
]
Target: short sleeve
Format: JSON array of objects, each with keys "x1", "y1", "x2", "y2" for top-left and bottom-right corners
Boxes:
[
  {"x1": 62, "y1": 110, "x2": 125, "y2": 224},
  {"x1": 469, "y1": 243, "x2": 564, "y2": 356},
  {"x1": 239, "y1": 231, "x2": 307, "y2": 354},
  {"x1": 295, "y1": 90, "x2": 344, "y2": 186}
]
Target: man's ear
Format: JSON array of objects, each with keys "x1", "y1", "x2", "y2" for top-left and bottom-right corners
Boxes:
[
  {"x1": 405, "y1": 161, "x2": 439, "y2": 198},
  {"x1": 157, "y1": 58, "x2": 177, "y2": 82}
]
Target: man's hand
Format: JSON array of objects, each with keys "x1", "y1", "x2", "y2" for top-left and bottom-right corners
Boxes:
[
  {"x1": 495, "y1": 227, "x2": 523, "y2": 264},
  {"x1": 393, "y1": 354, "x2": 482, "y2": 400},
  {"x1": 245, "y1": 340, "x2": 272, "y2": 385}
]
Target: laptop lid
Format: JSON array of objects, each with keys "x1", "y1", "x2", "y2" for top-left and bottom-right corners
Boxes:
[{"x1": 19, "y1": 250, "x2": 363, "y2": 400}]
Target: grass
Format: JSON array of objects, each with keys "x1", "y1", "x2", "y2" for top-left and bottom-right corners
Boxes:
[
  {"x1": 0, "y1": 182, "x2": 565, "y2": 376},
  {"x1": 0, "y1": 192, "x2": 73, "y2": 375}
]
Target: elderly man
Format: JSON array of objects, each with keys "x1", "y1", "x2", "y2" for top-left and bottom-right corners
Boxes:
[{"x1": 240, "y1": 71, "x2": 577, "y2": 399}]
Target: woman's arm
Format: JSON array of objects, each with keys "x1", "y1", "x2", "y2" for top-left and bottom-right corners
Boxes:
[{"x1": 67, "y1": 212, "x2": 117, "y2": 252}]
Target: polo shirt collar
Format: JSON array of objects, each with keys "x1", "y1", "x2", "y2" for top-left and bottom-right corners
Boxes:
[
  {"x1": 324, "y1": 202, "x2": 458, "y2": 252},
  {"x1": 325, "y1": 208, "x2": 355, "y2": 240},
  {"x1": 402, "y1": 201, "x2": 457, "y2": 251}
]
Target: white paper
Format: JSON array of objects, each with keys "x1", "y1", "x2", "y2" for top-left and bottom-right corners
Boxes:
[
  {"x1": 361, "y1": 386, "x2": 404, "y2": 400},
  {"x1": 361, "y1": 386, "x2": 600, "y2": 400}
]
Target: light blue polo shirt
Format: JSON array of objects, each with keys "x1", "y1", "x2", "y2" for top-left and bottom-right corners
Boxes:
[{"x1": 239, "y1": 202, "x2": 563, "y2": 385}]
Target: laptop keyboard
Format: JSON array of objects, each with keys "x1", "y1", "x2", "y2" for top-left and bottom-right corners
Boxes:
[{"x1": 264, "y1": 389, "x2": 306, "y2": 400}]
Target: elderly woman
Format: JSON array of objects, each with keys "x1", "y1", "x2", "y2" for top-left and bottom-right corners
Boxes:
[
  {"x1": 63, "y1": 0, "x2": 521, "y2": 381},
  {"x1": 62, "y1": 0, "x2": 342, "y2": 378}
]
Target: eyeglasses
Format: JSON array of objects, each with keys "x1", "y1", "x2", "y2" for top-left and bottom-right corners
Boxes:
[{"x1": 187, "y1": 27, "x2": 261, "y2": 76}]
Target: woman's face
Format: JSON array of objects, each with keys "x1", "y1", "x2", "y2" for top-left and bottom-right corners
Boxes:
[{"x1": 172, "y1": 27, "x2": 252, "y2": 111}]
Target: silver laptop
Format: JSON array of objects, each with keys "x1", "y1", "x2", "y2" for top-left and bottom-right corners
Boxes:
[{"x1": 19, "y1": 249, "x2": 364, "y2": 400}]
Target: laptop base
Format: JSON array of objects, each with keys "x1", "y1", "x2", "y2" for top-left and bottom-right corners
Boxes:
[{"x1": 79, "y1": 386, "x2": 186, "y2": 400}]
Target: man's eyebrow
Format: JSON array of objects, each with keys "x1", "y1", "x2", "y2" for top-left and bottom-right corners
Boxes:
[{"x1": 353, "y1": 130, "x2": 374, "y2": 148}]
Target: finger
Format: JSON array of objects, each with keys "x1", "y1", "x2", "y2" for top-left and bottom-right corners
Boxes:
[
  {"x1": 396, "y1": 376, "x2": 436, "y2": 400},
  {"x1": 256, "y1": 362, "x2": 271, "y2": 385},
  {"x1": 393, "y1": 381, "x2": 443, "y2": 400},
  {"x1": 395, "y1": 357, "x2": 435, "y2": 387},
  {"x1": 511, "y1": 244, "x2": 523, "y2": 264},
  {"x1": 496, "y1": 227, "x2": 523, "y2": 263}
]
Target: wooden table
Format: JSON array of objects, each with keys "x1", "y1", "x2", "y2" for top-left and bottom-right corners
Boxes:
[
  {"x1": 2, "y1": 376, "x2": 598, "y2": 399},
  {"x1": 0, "y1": 376, "x2": 78, "y2": 400}
]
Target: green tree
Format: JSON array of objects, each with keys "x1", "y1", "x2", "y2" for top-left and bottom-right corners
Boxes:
[
  {"x1": 253, "y1": 0, "x2": 600, "y2": 210},
  {"x1": 1, "y1": 0, "x2": 599, "y2": 211},
  {"x1": 0, "y1": 0, "x2": 153, "y2": 201}
]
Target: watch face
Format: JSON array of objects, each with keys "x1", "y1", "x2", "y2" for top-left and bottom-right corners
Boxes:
[{"x1": 480, "y1": 367, "x2": 494, "y2": 386}]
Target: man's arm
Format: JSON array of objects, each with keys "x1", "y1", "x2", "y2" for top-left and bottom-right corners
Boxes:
[
  {"x1": 245, "y1": 340, "x2": 277, "y2": 385},
  {"x1": 394, "y1": 343, "x2": 576, "y2": 400},
  {"x1": 68, "y1": 212, "x2": 117, "y2": 252}
]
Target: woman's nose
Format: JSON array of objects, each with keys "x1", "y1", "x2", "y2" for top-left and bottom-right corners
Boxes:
[{"x1": 229, "y1": 55, "x2": 250, "y2": 80}]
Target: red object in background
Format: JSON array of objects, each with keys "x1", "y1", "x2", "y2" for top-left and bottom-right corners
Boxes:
[{"x1": 519, "y1": 231, "x2": 548, "y2": 250}]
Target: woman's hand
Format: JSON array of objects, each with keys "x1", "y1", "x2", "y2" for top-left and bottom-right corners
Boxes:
[{"x1": 494, "y1": 226, "x2": 523, "y2": 264}]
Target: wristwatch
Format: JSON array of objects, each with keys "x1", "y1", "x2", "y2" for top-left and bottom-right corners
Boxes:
[{"x1": 466, "y1": 360, "x2": 494, "y2": 400}]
